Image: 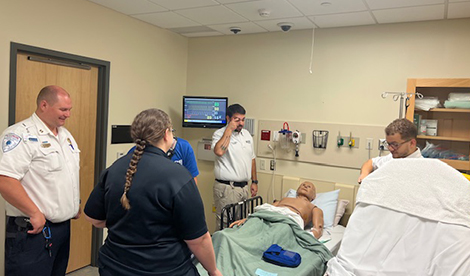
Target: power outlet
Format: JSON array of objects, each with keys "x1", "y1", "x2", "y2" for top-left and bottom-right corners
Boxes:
[
  {"x1": 270, "y1": 160, "x2": 276, "y2": 171},
  {"x1": 260, "y1": 160, "x2": 266, "y2": 170}
]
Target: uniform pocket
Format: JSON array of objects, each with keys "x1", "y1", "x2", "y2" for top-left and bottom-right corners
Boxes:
[{"x1": 38, "y1": 147, "x2": 62, "y2": 172}]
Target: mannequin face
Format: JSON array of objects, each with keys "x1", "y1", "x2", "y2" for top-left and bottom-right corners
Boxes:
[{"x1": 297, "y1": 181, "x2": 316, "y2": 201}]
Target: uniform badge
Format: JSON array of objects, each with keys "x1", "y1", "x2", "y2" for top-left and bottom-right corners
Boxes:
[
  {"x1": 2, "y1": 133, "x2": 22, "y2": 153},
  {"x1": 22, "y1": 133, "x2": 38, "y2": 143},
  {"x1": 41, "y1": 141, "x2": 51, "y2": 148},
  {"x1": 67, "y1": 138, "x2": 75, "y2": 150}
]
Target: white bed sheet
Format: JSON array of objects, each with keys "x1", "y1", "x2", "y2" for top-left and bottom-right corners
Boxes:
[
  {"x1": 327, "y1": 204, "x2": 470, "y2": 276},
  {"x1": 320, "y1": 225, "x2": 345, "y2": 256}
]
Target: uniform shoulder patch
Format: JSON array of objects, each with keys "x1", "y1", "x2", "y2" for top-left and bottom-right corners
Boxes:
[{"x1": 2, "y1": 133, "x2": 22, "y2": 153}]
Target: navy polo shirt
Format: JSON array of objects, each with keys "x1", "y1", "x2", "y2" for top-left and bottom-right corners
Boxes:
[{"x1": 85, "y1": 145, "x2": 207, "y2": 275}]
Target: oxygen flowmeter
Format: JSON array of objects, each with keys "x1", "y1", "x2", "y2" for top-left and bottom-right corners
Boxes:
[{"x1": 278, "y1": 122, "x2": 292, "y2": 149}]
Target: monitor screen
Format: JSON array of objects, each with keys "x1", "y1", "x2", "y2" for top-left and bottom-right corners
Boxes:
[{"x1": 183, "y1": 96, "x2": 228, "y2": 128}]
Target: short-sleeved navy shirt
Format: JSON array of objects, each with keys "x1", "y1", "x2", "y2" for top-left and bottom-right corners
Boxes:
[{"x1": 85, "y1": 145, "x2": 207, "y2": 275}]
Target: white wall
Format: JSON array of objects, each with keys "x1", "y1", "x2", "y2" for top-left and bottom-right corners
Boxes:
[
  {"x1": 185, "y1": 18, "x2": 470, "y2": 232},
  {"x1": 1, "y1": 0, "x2": 470, "y2": 270},
  {"x1": 0, "y1": 0, "x2": 188, "y2": 273}
]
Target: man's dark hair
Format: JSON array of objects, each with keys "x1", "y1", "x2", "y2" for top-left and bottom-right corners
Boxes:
[
  {"x1": 385, "y1": 118, "x2": 418, "y2": 140},
  {"x1": 227, "y1": 104, "x2": 246, "y2": 118}
]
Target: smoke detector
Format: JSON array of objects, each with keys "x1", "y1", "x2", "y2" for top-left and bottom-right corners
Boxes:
[{"x1": 258, "y1": 9, "x2": 270, "y2": 17}]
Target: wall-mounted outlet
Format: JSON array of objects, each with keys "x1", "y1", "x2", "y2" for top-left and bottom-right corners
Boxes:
[
  {"x1": 270, "y1": 160, "x2": 276, "y2": 170},
  {"x1": 378, "y1": 139, "x2": 388, "y2": 151},
  {"x1": 260, "y1": 160, "x2": 266, "y2": 170}
]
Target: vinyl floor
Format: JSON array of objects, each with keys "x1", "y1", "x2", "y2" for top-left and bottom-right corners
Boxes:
[{"x1": 66, "y1": 266, "x2": 99, "y2": 276}]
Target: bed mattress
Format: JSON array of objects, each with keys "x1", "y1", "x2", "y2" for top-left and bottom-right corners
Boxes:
[{"x1": 319, "y1": 225, "x2": 345, "y2": 256}]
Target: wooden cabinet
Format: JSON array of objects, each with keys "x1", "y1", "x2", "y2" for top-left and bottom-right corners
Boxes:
[{"x1": 405, "y1": 78, "x2": 470, "y2": 171}]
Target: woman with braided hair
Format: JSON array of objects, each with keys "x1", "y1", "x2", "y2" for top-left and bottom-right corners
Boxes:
[{"x1": 84, "y1": 109, "x2": 222, "y2": 276}]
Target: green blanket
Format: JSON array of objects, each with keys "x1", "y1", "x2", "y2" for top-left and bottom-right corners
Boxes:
[{"x1": 197, "y1": 210, "x2": 333, "y2": 276}]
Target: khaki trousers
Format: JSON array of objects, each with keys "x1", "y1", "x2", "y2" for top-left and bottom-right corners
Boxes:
[{"x1": 213, "y1": 181, "x2": 250, "y2": 231}]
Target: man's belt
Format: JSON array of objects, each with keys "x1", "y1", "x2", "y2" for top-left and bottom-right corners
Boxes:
[
  {"x1": 216, "y1": 179, "x2": 248, "y2": 187},
  {"x1": 6, "y1": 216, "x2": 33, "y2": 237}
]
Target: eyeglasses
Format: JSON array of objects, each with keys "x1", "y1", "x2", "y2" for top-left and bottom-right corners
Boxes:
[{"x1": 384, "y1": 139, "x2": 411, "y2": 150}]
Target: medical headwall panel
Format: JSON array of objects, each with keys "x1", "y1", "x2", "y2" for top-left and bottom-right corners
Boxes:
[{"x1": 257, "y1": 120, "x2": 386, "y2": 169}]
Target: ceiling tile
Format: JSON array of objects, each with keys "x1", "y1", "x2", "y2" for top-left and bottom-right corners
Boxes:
[
  {"x1": 208, "y1": 21, "x2": 268, "y2": 34},
  {"x1": 84, "y1": 0, "x2": 470, "y2": 37},
  {"x1": 288, "y1": 0, "x2": 368, "y2": 16},
  {"x1": 87, "y1": 0, "x2": 167, "y2": 15},
  {"x1": 176, "y1": 5, "x2": 249, "y2": 24},
  {"x1": 148, "y1": 0, "x2": 219, "y2": 10},
  {"x1": 254, "y1": 17, "x2": 315, "y2": 31},
  {"x1": 448, "y1": 2, "x2": 470, "y2": 18},
  {"x1": 226, "y1": 0, "x2": 303, "y2": 20},
  {"x1": 181, "y1": 31, "x2": 224, "y2": 37},
  {"x1": 365, "y1": 0, "x2": 445, "y2": 10},
  {"x1": 167, "y1": 26, "x2": 216, "y2": 33},
  {"x1": 373, "y1": 5, "x2": 445, "y2": 24},
  {"x1": 216, "y1": 0, "x2": 252, "y2": 4},
  {"x1": 309, "y1": 11, "x2": 375, "y2": 28},
  {"x1": 132, "y1": 11, "x2": 200, "y2": 28}
]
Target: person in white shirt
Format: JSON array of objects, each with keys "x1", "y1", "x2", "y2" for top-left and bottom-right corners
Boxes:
[
  {"x1": 0, "y1": 85, "x2": 80, "y2": 276},
  {"x1": 358, "y1": 118, "x2": 423, "y2": 183},
  {"x1": 212, "y1": 104, "x2": 258, "y2": 230}
]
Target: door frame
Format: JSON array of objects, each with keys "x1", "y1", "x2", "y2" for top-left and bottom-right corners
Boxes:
[{"x1": 9, "y1": 42, "x2": 109, "y2": 266}]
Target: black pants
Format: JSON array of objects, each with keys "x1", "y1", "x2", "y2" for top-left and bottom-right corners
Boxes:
[{"x1": 5, "y1": 217, "x2": 71, "y2": 276}]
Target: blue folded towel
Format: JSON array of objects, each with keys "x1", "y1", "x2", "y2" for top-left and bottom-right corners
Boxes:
[{"x1": 262, "y1": 244, "x2": 301, "y2": 267}]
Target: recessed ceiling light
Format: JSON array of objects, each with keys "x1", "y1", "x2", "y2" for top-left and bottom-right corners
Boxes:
[{"x1": 321, "y1": 2, "x2": 332, "y2": 6}]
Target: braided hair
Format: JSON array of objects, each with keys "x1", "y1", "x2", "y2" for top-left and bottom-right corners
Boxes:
[{"x1": 120, "y1": 108, "x2": 172, "y2": 210}]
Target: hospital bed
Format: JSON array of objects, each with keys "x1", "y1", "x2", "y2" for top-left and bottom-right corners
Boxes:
[
  {"x1": 280, "y1": 177, "x2": 358, "y2": 255},
  {"x1": 219, "y1": 178, "x2": 358, "y2": 255},
  {"x1": 195, "y1": 178, "x2": 358, "y2": 276},
  {"x1": 220, "y1": 196, "x2": 263, "y2": 230}
]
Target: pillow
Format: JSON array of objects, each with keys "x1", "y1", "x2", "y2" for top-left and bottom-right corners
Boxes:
[
  {"x1": 312, "y1": 190, "x2": 339, "y2": 228},
  {"x1": 284, "y1": 188, "x2": 340, "y2": 228},
  {"x1": 333, "y1": 199, "x2": 350, "y2": 227}
]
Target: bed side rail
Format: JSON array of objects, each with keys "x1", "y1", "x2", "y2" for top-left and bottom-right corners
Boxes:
[{"x1": 220, "y1": 196, "x2": 263, "y2": 230}]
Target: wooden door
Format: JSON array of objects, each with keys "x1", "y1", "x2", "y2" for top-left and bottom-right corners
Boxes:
[{"x1": 15, "y1": 52, "x2": 98, "y2": 272}]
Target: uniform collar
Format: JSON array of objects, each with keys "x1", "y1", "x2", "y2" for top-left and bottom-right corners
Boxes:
[
  {"x1": 144, "y1": 144, "x2": 166, "y2": 156},
  {"x1": 32, "y1": 113, "x2": 58, "y2": 136}
]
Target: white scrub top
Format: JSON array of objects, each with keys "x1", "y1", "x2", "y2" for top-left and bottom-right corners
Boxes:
[
  {"x1": 0, "y1": 113, "x2": 80, "y2": 223},
  {"x1": 212, "y1": 127, "x2": 255, "y2": 182}
]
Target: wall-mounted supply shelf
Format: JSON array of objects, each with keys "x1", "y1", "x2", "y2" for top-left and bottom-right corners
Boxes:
[{"x1": 405, "y1": 78, "x2": 470, "y2": 171}]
